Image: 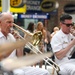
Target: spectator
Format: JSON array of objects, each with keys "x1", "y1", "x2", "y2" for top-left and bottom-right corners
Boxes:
[
  {"x1": 51, "y1": 26, "x2": 59, "y2": 38},
  {"x1": 70, "y1": 24, "x2": 75, "y2": 37}
]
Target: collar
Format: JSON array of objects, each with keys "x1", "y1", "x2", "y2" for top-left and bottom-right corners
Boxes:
[
  {"x1": 0, "y1": 32, "x2": 5, "y2": 38},
  {"x1": 60, "y1": 29, "x2": 70, "y2": 38},
  {"x1": 0, "y1": 32, "x2": 10, "y2": 39}
]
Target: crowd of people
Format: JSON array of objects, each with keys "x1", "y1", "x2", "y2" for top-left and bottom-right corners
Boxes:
[{"x1": 0, "y1": 11, "x2": 75, "y2": 75}]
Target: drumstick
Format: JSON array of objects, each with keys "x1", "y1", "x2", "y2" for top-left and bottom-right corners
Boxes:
[
  {"x1": 0, "y1": 39, "x2": 26, "y2": 55},
  {"x1": 1, "y1": 52, "x2": 52, "y2": 71}
]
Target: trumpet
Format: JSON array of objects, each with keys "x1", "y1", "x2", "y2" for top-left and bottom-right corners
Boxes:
[{"x1": 13, "y1": 23, "x2": 42, "y2": 46}]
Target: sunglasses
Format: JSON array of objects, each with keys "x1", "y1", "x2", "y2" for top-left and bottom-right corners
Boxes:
[{"x1": 62, "y1": 22, "x2": 74, "y2": 27}]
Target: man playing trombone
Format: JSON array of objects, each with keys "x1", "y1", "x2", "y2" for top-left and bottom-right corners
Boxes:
[{"x1": 0, "y1": 12, "x2": 50, "y2": 75}]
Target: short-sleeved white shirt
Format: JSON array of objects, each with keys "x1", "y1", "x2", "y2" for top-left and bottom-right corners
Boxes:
[
  {"x1": 0, "y1": 32, "x2": 16, "y2": 58},
  {"x1": 51, "y1": 29, "x2": 74, "y2": 65}
]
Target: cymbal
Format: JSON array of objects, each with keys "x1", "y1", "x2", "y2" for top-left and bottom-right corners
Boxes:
[{"x1": 1, "y1": 52, "x2": 52, "y2": 71}]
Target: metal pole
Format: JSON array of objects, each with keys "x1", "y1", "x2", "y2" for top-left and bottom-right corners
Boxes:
[{"x1": 2, "y1": 0, "x2": 10, "y2": 12}]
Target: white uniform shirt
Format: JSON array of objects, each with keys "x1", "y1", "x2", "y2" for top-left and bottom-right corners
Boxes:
[
  {"x1": 0, "y1": 32, "x2": 50, "y2": 75},
  {"x1": 0, "y1": 32, "x2": 16, "y2": 58},
  {"x1": 51, "y1": 29, "x2": 74, "y2": 65}
]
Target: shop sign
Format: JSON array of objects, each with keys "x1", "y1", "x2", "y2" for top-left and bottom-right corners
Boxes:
[
  {"x1": 0, "y1": 0, "x2": 2, "y2": 12},
  {"x1": 26, "y1": 0, "x2": 42, "y2": 13},
  {"x1": 10, "y1": 0, "x2": 22, "y2": 7},
  {"x1": 41, "y1": 0, "x2": 56, "y2": 12},
  {"x1": 0, "y1": 0, "x2": 26, "y2": 13},
  {"x1": 64, "y1": 4, "x2": 75, "y2": 14},
  {"x1": 18, "y1": 14, "x2": 50, "y2": 19}
]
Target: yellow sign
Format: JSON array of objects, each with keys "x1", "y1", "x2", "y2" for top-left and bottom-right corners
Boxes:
[
  {"x1": 10, "y1": 0, "x2": 22, "y2": 7},
  {"x1": 0, "y1": 0, "x2": 2, "y2": 11},
  {"x1": 0, "y1": 0, "x2": 26, "y2": 13},
  {"x1": 10, "y1": 5, "x2": 26, "y2": 13}
]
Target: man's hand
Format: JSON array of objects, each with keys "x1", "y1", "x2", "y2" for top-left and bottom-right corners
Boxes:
[{"x1": 24, "y1": 34, "x2": 33, "y2": 44}]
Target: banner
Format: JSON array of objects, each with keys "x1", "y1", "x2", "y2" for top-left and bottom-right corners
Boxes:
[
  {"x1": 18, "y1": 14, "x2": 50, "y2": 19},
  {"x1": 0, "y1": 0, "x2": 26, "y2": 13},
  {"x1": 26, "y1": 0, "x2": 43, "y2": 14},
  {"x1": 10, "y1": 5, "x2": 26, "y2": 13}
]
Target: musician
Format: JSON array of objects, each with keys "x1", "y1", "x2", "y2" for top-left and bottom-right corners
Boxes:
[
  {"x1": 0, "y1": 12, "x2": 50, "y2": 75},
  {"x1": 51, "y1": 13, "x2": 75, "y2": 75}
]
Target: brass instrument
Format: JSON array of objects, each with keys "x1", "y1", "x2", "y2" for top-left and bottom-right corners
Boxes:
[
  {"x1": 13, "y1": 23, "x2": 42, "y2": 46},
  {"x1": 13, "y1": 23, "x2": 60, "y2": 75},
  {"x1": 27, "y1": 42, "x2": 60, "y2": 72}
]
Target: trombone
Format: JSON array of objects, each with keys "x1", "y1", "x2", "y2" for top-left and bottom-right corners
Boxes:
[
  {"x1": 13, "y1": 23, "x2": 60, "y2": 74},
  {"x1": 13, "y1": 23, "x2": 42, "y2": 46}
]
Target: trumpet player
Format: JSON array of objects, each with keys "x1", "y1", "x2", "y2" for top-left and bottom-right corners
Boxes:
[
  {"x1": 0, "y1": 12, "x2": 50, "y2": 75},
  {"x1": 51, "y1": 13, "x2": 75, "y2": 75}
]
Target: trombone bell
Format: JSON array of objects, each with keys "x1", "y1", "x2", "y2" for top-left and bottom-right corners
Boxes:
[
  {"x1": 13, "y1": 23, "x2": 42, "y2": 46},
  {"x1": 32, "y1": 31, "x2": 42, "y2": 46}
]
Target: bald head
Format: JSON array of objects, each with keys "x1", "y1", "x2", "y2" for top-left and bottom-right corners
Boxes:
[
  {"x1": 54, "y1": 27, "x2": 59, "y2": 32},
  {"x1": 0, "y1": 12, "x2": 13, "y2": 21},
  {"x1": 0, "y1": 12, "x2": 14, "y2": 37}
]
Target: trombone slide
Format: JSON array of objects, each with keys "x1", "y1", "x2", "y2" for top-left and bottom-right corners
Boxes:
[{"x1": 13, "y1": 23, "x2": 33, "y2": 36}]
